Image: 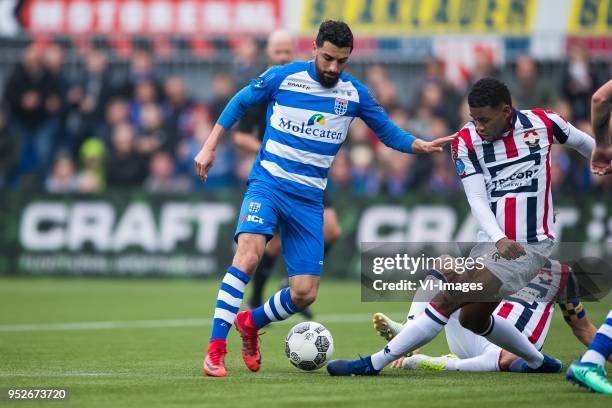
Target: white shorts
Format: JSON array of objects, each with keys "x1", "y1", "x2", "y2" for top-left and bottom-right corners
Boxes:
[
  {"x1": 445, "y1": 312, "x2": 502, "y2": 359},
  {"x1": 469, "y1": 239, "x2": 555, "y2": 296},
  {"x1": 442, "y1": 260, "x2": 565, "y2": 360}
]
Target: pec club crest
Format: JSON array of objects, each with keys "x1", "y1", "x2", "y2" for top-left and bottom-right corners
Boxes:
[
  {"x1": 523, "y1": 130, "x2": 540, "y2": 147},
  {"x1": 248, "y1": 201, "x2": 261, "y2": 213},
  {"x1": 334, "y1": 98, "x2": 348, "y2": 115}
]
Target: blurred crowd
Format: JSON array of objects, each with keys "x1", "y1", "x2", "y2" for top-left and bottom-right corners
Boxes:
[{"x1": 0, "y1": 39, "x2": 610, "y2": 196}]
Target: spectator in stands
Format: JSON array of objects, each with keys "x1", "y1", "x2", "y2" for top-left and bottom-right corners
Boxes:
[
  {"x1": 419, "y1": 57, "x2": 463, "y2": 129},
  {"x1": 177, "y1": 108, "x2": 237, "y2": 189},
  {"x1": 429, "y1": 152, "x2": 461, "y2": 193},
  {"x1": 99, "y1": 98, "x2": 130, "y2": 143},
  {"x1": 144, "y1": 150, "x2": 190, "y2": 193},
  {"x1": 349, "y1": 144, "x2": 379, "y2": 196},
  {"x1": 106, "y1": 123, "x2": 148, "y2": 188},
  {"x1": 45, "y1": 150, "x2": 79, "y2": 193},
  {"x1": 380, "y1": 149, "x2": 416, "y2": 196},
  {"x1": 67, "y1": 47, "x2": 112, "y2": 150},
  {"x1": 115, "y1": 49, "x2": 160, "y2": 100},
  {"x1": 3, "y1": 44, "x2": 61, "y2": 179},
  {"x1": 346, "y1": 120, "x2": 380, "y2": 195},
  {"x1": 374, "y1": 79, "x2": 401, "y2": 112},
  {"x1": 365, "y1": 65, "x2": 402, "y2": 112},
  {"x1": 232, "y1": 37, "x2": 263, "y2": 86},
  {"x1": 209, "y1": 72, "x2": 235, "y2": 120},
  {"x1": 508, "y1": 54, "x2": 556, "y2": 108},
  {"x1": 551, "y1": 144, "x2": 572, "y2": 194},
  {"x1": 562, "y1": 45, "x2": 601, "y2": 122},
  {"x1": 419, "y1": 81, "x2": 454, "y2": 127},
  {"x1": 366, "y1": 64, "x2": 388, "y2": 90},
  {"x1": 129, "y1": 79, "x2": 160, "y2": 131},
  {"x1": 468, "y1": 47, "x2": 502, "y2": 87},
  {"x1": 0, "y1": 106, "x2": 18, "y2": 189},
  {"x1": 78, "y1": 137, "x2": 106, "y2": 193},
  {"x1": 327, "y1": 148, "x2": 351, "y2": 194},
  {"x1": 163, "y1": 76, "x2": 196, "y2": 140},
  {"x1": 136, "y1": 103, "x2": 174, "y2": 156}
]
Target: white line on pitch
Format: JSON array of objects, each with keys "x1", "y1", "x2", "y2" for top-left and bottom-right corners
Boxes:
[{"x1": 0, "y1": 313, "x2": 404, "y2": 333}]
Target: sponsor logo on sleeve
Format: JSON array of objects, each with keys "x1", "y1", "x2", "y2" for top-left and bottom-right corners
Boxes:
[{"x1": 455, "y1": 159, "x2": 466, "y2": 176}]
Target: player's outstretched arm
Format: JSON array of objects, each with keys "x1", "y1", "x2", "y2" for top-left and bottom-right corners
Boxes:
[
  {"x1": 356, "y1": 83, "x2": 452, "y2": 154},
  {"x1": 411, "y1": 136, "x2": 455, "y2": 154},
  {"x1": 590, "y1": 79, "x2": 612, "y2": 175}
]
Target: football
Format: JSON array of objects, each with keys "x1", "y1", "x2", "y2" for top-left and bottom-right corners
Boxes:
[{"x1": 285, "y1": 321, "x2": 334, "y2": 371}]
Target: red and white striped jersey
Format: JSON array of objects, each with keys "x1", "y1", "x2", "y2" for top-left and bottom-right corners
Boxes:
[
  {"x1": 452, "y1": 108, "x2": 574, "y2": 243},
  {"x1": 495, "y1": 260, "x2": 571, "y2": 350}
]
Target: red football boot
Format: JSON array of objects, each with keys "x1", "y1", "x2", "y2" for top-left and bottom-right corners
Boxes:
[
  {"x1": 235, "y1": 310, "x2": 262, "y2": 372},
  {"x1": 203, "y1": 339, "x2": 227, "y2": 377}
]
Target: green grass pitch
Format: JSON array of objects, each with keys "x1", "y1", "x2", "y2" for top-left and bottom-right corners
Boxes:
[{"x1": 0, "y1": 277, "x2": 609, "y2": 407}]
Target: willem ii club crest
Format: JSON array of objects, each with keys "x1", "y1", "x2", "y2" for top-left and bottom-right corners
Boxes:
[
  {"x1": 523, "y1": 130, "x2": 540, "y2": 148},
  {"x1": 334, "y1": 98, "x2": 348, "y2": 115}
]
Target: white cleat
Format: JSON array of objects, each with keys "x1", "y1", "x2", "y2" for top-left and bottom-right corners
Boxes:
[{"x1": 372, "y1": 312, "x2": 404, "y2": 341}]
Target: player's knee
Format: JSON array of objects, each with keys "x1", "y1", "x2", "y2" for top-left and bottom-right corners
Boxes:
[
  {"x1": 233, "y1": 234, "x2": 267, "y2": 274},
  {"x1": 232, "y1": 252, "x2": 261, "y2": 275},
  {"x1": 290, "y1": 285, "x2": 318, "y2": 309}
]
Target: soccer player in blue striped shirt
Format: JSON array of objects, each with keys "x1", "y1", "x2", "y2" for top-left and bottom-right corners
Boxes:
[{"x1": 194, "y1": 20, "x2": 452, "y2": 377}]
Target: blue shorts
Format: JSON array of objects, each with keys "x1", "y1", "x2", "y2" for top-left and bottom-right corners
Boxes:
[{"x1": 234, "y1": 181, "x2": 324, "y2": 277}]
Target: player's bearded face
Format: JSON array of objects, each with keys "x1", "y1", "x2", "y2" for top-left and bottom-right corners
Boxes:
[
  {"x1": 313, "y1": 41, "x2": 351, "y2": 88},
  {"x1": 469, "y1": 104, "x2": 513, "y2": 142}
]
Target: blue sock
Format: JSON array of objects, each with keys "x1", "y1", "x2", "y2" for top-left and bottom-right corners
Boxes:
[
  {"x1": 210, "y1": 266, "x2": 250, "y2": 341},
  {"x1": 581, "y1": 311, "x2": 612, "y2": 365},
  {"x1": 251, "y1": 287, "x2": 300, "y2": 329}
]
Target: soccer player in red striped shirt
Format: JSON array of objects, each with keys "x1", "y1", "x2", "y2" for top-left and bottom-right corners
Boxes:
[{"x1": 328, "y1": 78, "x2": 598, "y2": 376}]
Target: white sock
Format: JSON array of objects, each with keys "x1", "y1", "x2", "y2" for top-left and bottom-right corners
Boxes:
[
  {"x1": 480, "y1": 315, "x2": 544, "y2": 368},
  {"x1": 581, "y1": 310, "x2": 612, "y2": 366},
  {"x1": 581, "y1": 350, "x2": 606, "y2": 366},
  {"x1": 406, "y1": 272, "x2": 443, "y2": 321},
  {"x1": 371, "y1": 304, "x2": 448, "y2": 370},
  {"x1": 444, "y1": 349, "x2": 501, "y2": 372}
]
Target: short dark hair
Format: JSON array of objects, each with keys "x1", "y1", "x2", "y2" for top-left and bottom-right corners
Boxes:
[
  {"x1": 468, "y1": 78, "x2": 512, "y2": 108},
  {"x1": 316, "y1": 20, "x2": 353, "y2": 51}
]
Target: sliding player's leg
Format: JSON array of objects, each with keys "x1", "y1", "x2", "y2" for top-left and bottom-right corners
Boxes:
[
  {"x1": 328, "y1": 247, "x2": 560, "y2": 376},
  {"x1": 373, "y1": 269, "x2": 446, "y2": 351},
  {"x1": 458, "y1": 240, "x2": 562, "y2": 373}
]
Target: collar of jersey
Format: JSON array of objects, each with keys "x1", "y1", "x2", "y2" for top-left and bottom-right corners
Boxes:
[
  {"x1": 509, "y1": 108, "x2": 518, "y2": 130},
  {"x1": 306, "y1": 60, "x2": 319, "y2": 83}
]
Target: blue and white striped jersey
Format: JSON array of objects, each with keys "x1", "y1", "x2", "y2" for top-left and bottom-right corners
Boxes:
[{"x1": 218, "y1": 60, "x2": 415, "y2": 201}]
